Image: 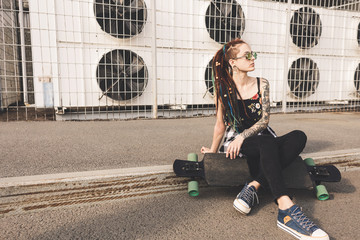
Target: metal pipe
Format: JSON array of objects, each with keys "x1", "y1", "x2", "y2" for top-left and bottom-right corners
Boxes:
[
  {"x1": 151, "y1": 0, "x2": 158, "y2": 118},
  {"x1": 18, "y1": 0, "x2": 28, "y2": 105}
]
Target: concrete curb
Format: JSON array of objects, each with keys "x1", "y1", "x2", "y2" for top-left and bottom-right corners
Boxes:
[
  {"x1": 1, "y1": 148, "x2": 359, "y2": 217},
  {"x1": 302, "y1": 148, "x2": 360, "y2": 171},
  {"x1": 0, "y1": 165, "x2": 173, "y2": 188},
  {"x1": 1, "y1": 148, "x2": 359, "y2": 189}
]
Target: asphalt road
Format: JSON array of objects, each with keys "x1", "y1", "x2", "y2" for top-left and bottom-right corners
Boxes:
[
  {"x1": 0, "y1": 112, "x2": 360, "y2": 178},
  {"x1": 0, "y1": 170, "x2": 359, "y2": 240}
]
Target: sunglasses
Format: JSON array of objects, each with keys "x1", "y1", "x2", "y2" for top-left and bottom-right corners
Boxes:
[{"x1": 233, "y1": 51, "x2": 257, "y2": 61}]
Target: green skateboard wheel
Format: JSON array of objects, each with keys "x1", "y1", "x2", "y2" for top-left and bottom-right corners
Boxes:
[
  {"x1": 188, "y1": 181, "x2": 199, "y2": 197},
  {"x1": 316, "y1": 185, "x2": 329, "y2": 200},
  {"x1": 304, "y1": 158, "x2": 315, "y2": 166},
  {"x1": 187, "y1": 153, "x2": 198, "y2": 162},
  {"x1": 187, "y1": 153, "x2": 199, "y2": 196}
]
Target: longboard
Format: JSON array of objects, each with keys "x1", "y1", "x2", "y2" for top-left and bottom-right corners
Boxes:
[{"x1": 173, "y1": 153, "x2": 341, "y2": 200}]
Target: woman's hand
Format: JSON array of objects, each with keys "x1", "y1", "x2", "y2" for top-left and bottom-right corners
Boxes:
[
  {"x1": 226, "y1": 136, "x2": 244, "y2": 159},
  {"x1": 201, "y1": 146, "x2": 213, "y2": 154}
]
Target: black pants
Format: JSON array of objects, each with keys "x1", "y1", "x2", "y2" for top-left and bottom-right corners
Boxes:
[{"x1": 241, "y1": 130, "x2": 307, "y2": 201}]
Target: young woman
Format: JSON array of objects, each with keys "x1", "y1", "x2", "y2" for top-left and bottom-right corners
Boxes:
[{"x1": 201, "y1": 39, "x2": 329, "y2": 240}]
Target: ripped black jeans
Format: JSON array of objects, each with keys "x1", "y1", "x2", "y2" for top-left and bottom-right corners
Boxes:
[{"x1": 241, "y1": 130, "x2": 307, "y2": 201}]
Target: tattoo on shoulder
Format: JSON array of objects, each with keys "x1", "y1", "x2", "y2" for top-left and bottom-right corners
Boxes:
[{"x1": 261, "y1": 78, "x2": 269, "y2": 86}]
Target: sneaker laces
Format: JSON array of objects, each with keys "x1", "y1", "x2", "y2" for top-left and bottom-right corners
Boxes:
[
  {"x1": 291, "y1": 207, "x2": 316, "y2": 231},
  {"x1": 237, "y1": 185, "x2": 259, "y2": 207}
]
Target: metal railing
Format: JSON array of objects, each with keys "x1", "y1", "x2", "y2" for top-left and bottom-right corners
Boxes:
[{"x1": 0, "y1": 0, "x2": 359, "y2": 121}]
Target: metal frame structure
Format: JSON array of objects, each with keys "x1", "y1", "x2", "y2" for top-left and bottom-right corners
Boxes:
[{"x1": 0, "y1": 0, "x2": 359, "y2": 121}]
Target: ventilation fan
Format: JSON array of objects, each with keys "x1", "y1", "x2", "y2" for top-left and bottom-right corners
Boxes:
[
  {"x1": 94, "y1": 0, "x2": 147, "y2": 39},
  {"x1": 96, "y1": 49, "x2": 148, "y2": 101},
  {"x1": 355, "y1": 63, "x2": 360, "y2": 94},
  {"x1": 205, "y1": 0, "x2": 245, "y2": 44},
  {"x1": 204, "y1": 59, "x2": 215, "y2": 97},
  {"x1": 290, "y1": 7, "x2": 322, "y2": 49},
  {"x1": 288, "y1": 58, "x2": 319, "y2": 98}
]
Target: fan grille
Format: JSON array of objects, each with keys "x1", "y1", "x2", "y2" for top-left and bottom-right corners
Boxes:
[
  {"x1": 205, "y1": 59, "x2": 214, "y2": 97},
  {"x1": 94, "y1": 0, "x2": 147, "y2": 39},
  {"x1": 357, "y1": 22, "x2": 360, "y2": 46},
  {"x1": 205, "y1": 0, "x2": 245, "y2": 44},
  {"x1": 290, "y1": 7, "x2": 322, "y2": 49},
  {"x1": 355, "y1": 63, "x2": 360, "y2": 94},
  {"x1": 288, "y1": 58, "x2": 319, "y2": 98},
  {"x1": 96, "y1": 49, "x2": 148, "y2": 101}
]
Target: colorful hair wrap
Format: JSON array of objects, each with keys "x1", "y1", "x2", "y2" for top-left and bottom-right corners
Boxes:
[
  {"x1": 222, "y1": 45, "x2": 226, "y2": 55},
  {"x1": 219, "y1": 82, "x2": 243, "y2": 133}
]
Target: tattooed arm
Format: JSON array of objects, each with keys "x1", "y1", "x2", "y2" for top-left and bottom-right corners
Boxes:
[
  {"x1": 239, "y1": 78, "x2": 270, "y2": 139},
  {"x1": 226, "y1": 78, "x2": 271, "y2": 159}
]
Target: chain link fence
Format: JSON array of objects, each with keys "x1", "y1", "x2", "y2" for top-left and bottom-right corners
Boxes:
[{"x1": 0, "y1": 0, "x2": 359, "y2": 121}]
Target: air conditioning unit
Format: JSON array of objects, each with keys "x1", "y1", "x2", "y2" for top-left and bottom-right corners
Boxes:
[
  {"x1": 27, "y1": 0, "x2": 359, "y2": 112},
  {"x1": 285, "y1": 5, "x2": 360, "y2": 102},
  {"x1": 28, "y1": 0, "x2": 227, "y2": 109},
  {"x1": 239, "y1": 1, "x2": 360, "y2": 103},
  {"x1": 200, "y1": 0, "x2": 293, "y2": 103},
  {"x1": 29, "y1": 0, "x2": 152, "y2": 109},
  {"x1": 153, "y1": 0, "x2": 227, "y2": 107},
  {"x1": 200, "y1": 0, "x2": 248, "y2": 104}
]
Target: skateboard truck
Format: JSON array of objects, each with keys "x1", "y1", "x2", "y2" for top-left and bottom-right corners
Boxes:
[
  {"x1": 182, "y1": 162, "x2": 201, "y2": 172},
  {"x1": 187, "y1": 153, "x2": 200, "y2": 197},
  {"x1": 310, "y1": 166, "x2": 331, "y2": 177}
]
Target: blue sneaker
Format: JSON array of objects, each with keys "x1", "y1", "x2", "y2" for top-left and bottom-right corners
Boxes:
[
  {"x1": 277, "y1": 205, "x2": 329, "y2": 240},
  {"x1": 233, "y1": 183, "x2": 259, "y2": 215}
]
